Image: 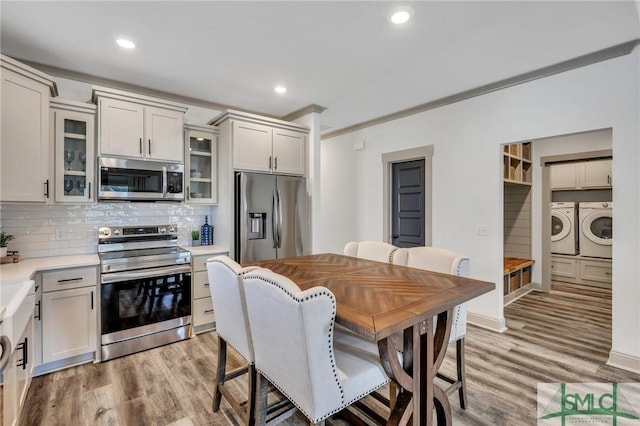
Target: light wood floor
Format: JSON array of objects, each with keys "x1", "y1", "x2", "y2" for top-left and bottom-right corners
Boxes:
[{"x1": 10, "y1": 282, "x2": 640, "y2": 425}]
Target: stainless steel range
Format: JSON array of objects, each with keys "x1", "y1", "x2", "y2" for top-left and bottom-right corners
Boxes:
[{"x1": 98, "y1": 224, "x2": 191, "y2": 361}]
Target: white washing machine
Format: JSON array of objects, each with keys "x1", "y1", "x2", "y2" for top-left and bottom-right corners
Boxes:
[
  {"x1": 551, "y1": 202, "x2": 579, "y2": 255},
  {"x1": 579, "y1": 202, "x2": 613, "y2": 259}
]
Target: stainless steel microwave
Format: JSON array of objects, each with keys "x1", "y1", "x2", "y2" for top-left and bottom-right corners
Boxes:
[{"x1": 98, "y1": 157, "x2": 184, "y2": 201}]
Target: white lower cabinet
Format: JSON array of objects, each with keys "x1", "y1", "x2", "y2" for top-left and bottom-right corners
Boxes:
[
  {"x1": 550, "y1": 256, "x2": 578, "y2": 280},
  {"x1": 191, "y1": 252, "x2": 227, "y2": 333},
  {"x1": 3, "y1": 307, "x2": 35, "y2": 426},
  {"x1": 579, "y1": 259, "x2": 612, "y2": 284},
  {"x1": 40, "y1": 266, "x2": 97, "y2": 364},
  {"x1": 551, "y1": 255, "x2": 611, "y2": 287}
]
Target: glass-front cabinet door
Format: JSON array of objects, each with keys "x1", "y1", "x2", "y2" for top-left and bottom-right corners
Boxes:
[
  {"x1": 185, "y1": 125, "x2": 218, "y2": 204},
  {"x1": 52, "y1": 99, "x2": 96, "y2": 203}
]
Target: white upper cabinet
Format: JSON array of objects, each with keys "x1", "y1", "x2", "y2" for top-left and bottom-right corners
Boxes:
[
  {"x1": 211, "y1": 110, "x2": 308, "y2": 176},
  {"x1": 232, "y1": 121, "x2": 273, "y2": 172},
  {"x1": 581, "y1": 159, "x2": 612, "y2": 188},
  {"x1": 92, "y1": 86, "x2": 187, "y2": 162},
  {"x1": 51, "y1": 99, "x2": 96, "y2": 203},
  {"x1": 272, "y1": 128, "x2": 306, "y2": 175},
  {"x1": 185, "y1": 124, "x2": 219, "y2": 204},
  {"x1": 97, "y1": 98, "x2": 145, "y2": 158},
  {"x1": 550, "y1": 163, "x2": 577, "y2": 190},
  {"x1": 1, "y1": 55, "x2": 57, "y2": 202},
  {"x1": 551, "y1": 159, "x2": 612, "y2": 190},
  {"x1": 145, "y1": 106, "x2": 185, "y2": 161}
]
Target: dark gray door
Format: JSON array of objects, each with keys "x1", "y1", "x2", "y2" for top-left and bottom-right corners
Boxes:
[{"x1": 391, "y1": 159, "x2": 425, "y2": 248}]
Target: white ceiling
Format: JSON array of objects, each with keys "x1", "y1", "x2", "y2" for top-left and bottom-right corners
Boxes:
[{"x1": 1, "y1": 1, "x2": 639, "y2": 134}]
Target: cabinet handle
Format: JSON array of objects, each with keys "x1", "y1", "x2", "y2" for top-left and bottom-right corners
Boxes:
[
  {"x1": 204, "y1": 283, "x2": 210, "y2": 287},
  {"x1": 605, "y1": 272, "x2": 612, "y2": 275},
  {"x1": 204, "y1": 309, "x2": 214, "y2": 314},
  {"x1": 57, "y1": 277, "x2": 83, "y2": 283},
  {"x1": 23, "y1": 338, "x2": 28, "y2": 370},
  {"x1": 187, "y1": 186, "x2": 190, "y2": 200},
  {"x1": 139, "y1": 138, "x2": 143, "y2": 154},
  {"x1": 269, "y1": 156, "x2": 272, "y2": 170},
  {"x1": 17, "y1": 338, "x2": 28, "y2": 369},
  {"x1": 44, "y1": 179, "x2": 50, "y2": 198},
  {"x1": 91, "y1": 291, "x2": 94, "y2": 310},
  {"x1": 34, "y1": 300, "x2": 41, "y2": 320},
  {"x1": 274, "y1": 157, "x2": 278, "y2": 170},
  {"x1": 607, "y1": 175, "x2": 611, "y2": 184},
  {"x1": 148, "y1": 139, "x2": 152, "y2": 156},
  {"x1": 88, "y1": 182, "x2": 91, "y2": 200}
]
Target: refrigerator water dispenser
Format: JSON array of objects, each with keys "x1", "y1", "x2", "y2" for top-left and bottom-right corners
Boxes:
[{"x1": 248, "y1": 212, "x2": 266, "y2": 239}]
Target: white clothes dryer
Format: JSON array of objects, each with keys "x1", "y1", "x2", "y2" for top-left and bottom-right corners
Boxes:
[
  {"x1": 579, "y1": 202, "x2": 612, "y2": 259},
  {"x1": 551, "y1": 202, "x2": 578, "y2": 255}
]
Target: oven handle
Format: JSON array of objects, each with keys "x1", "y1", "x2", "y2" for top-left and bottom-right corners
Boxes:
[{"x1": 101, "y1": 265, "x2": 191, "y2": 284}]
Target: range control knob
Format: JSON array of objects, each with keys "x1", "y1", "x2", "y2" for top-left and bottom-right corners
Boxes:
[
  {"x1": 159, "y1": 227, "x2": 167, "y2": 234},
  {"x1": 99, "y1": 228, "x2": 111, "y2": 237},
  {"x1": 113, "y1": 229, "x2": 121, "y2": 236},
  {"x1": 168, "y1": 226, "x2": 176, "y2": 233}
]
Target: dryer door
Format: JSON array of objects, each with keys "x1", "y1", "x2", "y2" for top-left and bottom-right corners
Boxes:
[
  {"x1": 582, "y1": 211, "x2": 613, "y2": 246},
  {"x1": 551, "y1": 210, "x2": 571, "y2": 242}
]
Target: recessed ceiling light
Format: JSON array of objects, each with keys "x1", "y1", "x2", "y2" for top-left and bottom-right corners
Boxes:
[
  {"x1": 116, "y1": 38, "x2": 136, "y2": 49},
  {"x1": 196, "y1": 137, "x2": 205, "y2": 141},
  {"x1": 274, "y1": 86, "x2": 287, "y2": 94},
  {"x1": 389, "y1": 6, "x2": 414, "y2": 25}
]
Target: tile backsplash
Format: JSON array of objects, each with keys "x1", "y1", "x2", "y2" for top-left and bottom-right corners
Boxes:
[{"x1": 0, "y1": 202, "x2": 217, "y2": 259}]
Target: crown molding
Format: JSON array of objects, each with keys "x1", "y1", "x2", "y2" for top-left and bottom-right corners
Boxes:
[
  {"x1": 321, "y1": 39, "x2": 640, "y2": 140},
  {"x1": 280, "y1": 104, "x2": 327, "y2": 121}
]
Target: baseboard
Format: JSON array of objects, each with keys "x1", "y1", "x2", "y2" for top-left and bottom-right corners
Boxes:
[
  {"x1": 607, "y1": 350, "x2": 640, "y2": 374},
  {"x1": 467, "y1": 312, "x2": 507, "y2": 333}
]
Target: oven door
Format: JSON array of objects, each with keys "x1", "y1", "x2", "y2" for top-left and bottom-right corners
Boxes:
[{"x1": 100, "y1": 265, "x2": 191, "y2": 344}]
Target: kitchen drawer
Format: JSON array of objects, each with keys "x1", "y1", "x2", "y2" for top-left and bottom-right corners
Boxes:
[
  {"x1": 550, "y1": 256, "x2": 577, "y2": 279},
  {"x1": 42, "y1": 266, "x2": 98, "y2": 292},
  {"x1": 193, "y1": 297, "x2": 215, "y2": 327},
  {"x1": 580, "y1": 259, "x2": 612, "y2": 284},
  {"x1": 193, "y1": 270, "x2": 211, "y2": 299},
  {"x1": 192, "y1": 254, "x2": 210, "y2": 272}
]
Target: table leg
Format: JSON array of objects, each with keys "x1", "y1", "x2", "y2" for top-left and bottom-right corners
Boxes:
[
  {"x1": 414, "y1": 317, "x2": 433, "y2": 426},
  {"x1": 378, "y1": 309, "x2": 453, "y2": 426}
]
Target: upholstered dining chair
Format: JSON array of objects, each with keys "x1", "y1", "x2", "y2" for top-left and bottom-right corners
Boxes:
[
  {"x1": 206, "y1": 255, "x2": 262, "y2": 425},
  {"x1": 343, "y1": 240, "x2": 398, "y2": 263},
  {"x1": 393, "y1": 246, "x2": 471, "y2": 409},
  {"x1": 242, "y1": 268, "x2": 390, "y2": 426}
]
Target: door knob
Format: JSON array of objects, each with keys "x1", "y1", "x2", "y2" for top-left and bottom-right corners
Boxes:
[{"x1": 392, "y1": 234, "x2": 399, "y2": 239}]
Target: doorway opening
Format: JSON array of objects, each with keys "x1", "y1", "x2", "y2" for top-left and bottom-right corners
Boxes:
[
  {"x1": 382, "y1": 145, "x2": 433, "y2": 247},
  {"x1": 500, "y1": 128, "x2": 612, "y2": 305}
]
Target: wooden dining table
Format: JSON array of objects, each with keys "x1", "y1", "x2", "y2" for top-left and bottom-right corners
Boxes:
[{"x1": 248, "y1": 253, "x2": 495, "y2": 426}]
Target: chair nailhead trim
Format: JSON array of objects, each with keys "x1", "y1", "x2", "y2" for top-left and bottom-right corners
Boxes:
[
  {"x1": 258, "y1": 369, "x2": 389, "y2": 423},
  {"x1": 388, "y1": 248, "x2": 398, "y2": 263}
]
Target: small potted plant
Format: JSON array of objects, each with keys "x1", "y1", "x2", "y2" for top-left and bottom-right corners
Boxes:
[
  {"x1": 191, "y1": 230, "x2": 200, "y2": 246},
  {"x1": 1, "y1": 231, "x2": 14, "y2": 257}
]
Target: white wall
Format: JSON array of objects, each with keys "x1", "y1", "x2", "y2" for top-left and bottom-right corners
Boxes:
[{"x1": 320, "y1": 49, "x2": 640, "y2": 367}]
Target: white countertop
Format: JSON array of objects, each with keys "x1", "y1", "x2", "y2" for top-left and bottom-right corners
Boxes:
[
  {"x1": 0, "y1": 254, "x2": 100, "y2": 286},
  {"x1": 184, "y1": 245, "x2": 229, "y2": 256}
]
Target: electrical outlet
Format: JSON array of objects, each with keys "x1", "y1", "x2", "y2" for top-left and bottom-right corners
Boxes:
[
  {"x1": 55, "y1": 228, "x2": 66, "y2": 240},
  {"x1": 476, "y1": 224, "x2": 488, "y2": 236}
]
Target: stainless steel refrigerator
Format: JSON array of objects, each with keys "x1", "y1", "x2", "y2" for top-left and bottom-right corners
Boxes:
[{"x1": 235, "y1": 172, "x2": 308, "y2": 262}]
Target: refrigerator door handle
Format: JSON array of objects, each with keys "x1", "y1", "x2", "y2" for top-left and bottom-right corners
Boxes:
[
  {"x1": 272, "y1": 189, "x2": 278, "y2": 249},
  {"x1": 276, "y1": 189, "x2": 283, "y2": 249}
]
